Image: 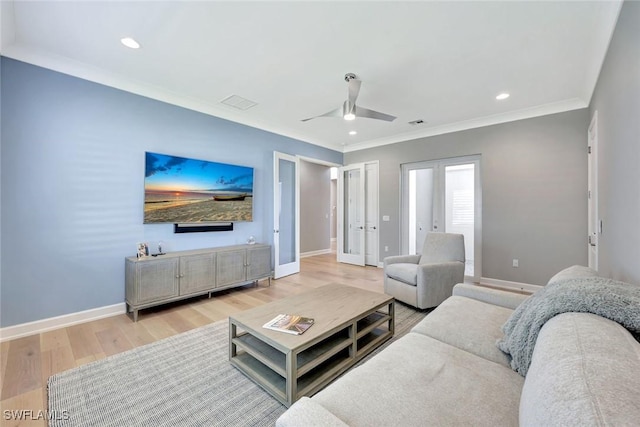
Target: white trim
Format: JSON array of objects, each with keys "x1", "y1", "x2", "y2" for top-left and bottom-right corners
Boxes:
[
  {"x1": 297, "y1": 155, "x2": 341, "y2": 168},
  {"x1": 343, "y1": 98, "x2": 587, "y2": 153},
  {"x1": 1, "y1": 45, "x2": 344, "y2": 153},
  {"x1": 0, "y1": 303, "x2": 126, "y2": 342},
  {"x1": 1, "y1": 45, "x2": 593, "y2": 156},
  {"x1": 480, "y1": 277, "x2": 543, "y2": 294},
  {"x1": 300, "y1": 248, "x2": 332, "y2": 258},
  {"x1": 588, "y1": 110, "x2": 599, "y2": 271}
]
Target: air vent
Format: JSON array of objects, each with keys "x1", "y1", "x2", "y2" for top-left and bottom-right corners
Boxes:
[
  {"x1": 408, "y1": 119, "x2": 425, "y2": 126},
  {"x1": 220, "y1": 95, "x2": 258, "y2": 111}
]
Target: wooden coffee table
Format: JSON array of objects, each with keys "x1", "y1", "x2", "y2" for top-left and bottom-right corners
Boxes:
[{"x1": 229, "y1": 283, "x2": 394, "y2": 407}]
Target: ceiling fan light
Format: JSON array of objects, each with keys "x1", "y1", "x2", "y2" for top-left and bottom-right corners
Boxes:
[
  {"x1": 120, "y1": 37, "x2": 140, "y2": 49},
  {"x1": 344, "y1": 113, "x2": 356, "y2": 121}
]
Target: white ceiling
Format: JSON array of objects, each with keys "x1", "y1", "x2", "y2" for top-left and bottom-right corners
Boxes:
[{"x1": 0, "y1": 1, "x2": 622, "y2": 153}]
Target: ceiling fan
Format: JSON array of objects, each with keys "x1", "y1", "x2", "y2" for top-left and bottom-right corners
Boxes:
[{"x1": 302, "y1": 73, "x2": 396, "y2": 122}]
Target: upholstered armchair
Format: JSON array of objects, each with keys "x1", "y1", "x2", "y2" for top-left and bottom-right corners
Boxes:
[{"x1": 383, "y1": 232, "x2": 465, "y2": 309}]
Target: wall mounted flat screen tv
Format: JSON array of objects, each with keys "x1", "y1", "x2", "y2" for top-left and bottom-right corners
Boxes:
[{"x1": 144, "y1": 152, "x2": 254, "y2": 223}]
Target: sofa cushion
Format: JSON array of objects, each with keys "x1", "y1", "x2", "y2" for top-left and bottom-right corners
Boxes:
[
  {"x1": 520, "y1": 312, "x2": 640, "y2": 427},
  {"x1": 385, "y1": 263, "x2": 417, "y2": 286},
  {"x1": 411, "y1": 295, "x2": 513, "y2": 367},
  {"x1": 312, "y1": 332, "x2": 524, "y2": 427}
]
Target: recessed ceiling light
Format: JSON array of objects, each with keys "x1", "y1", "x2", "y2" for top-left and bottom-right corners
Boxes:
[
  {"x1": 496, "y1": 93, "x2": 510, "y2": 100},
  {"x1": 349, "y1": 131, "x2": 357, "y2": 135},
  {"x1": 121, "y1": 37, "x2": 140, "y2": 49}
]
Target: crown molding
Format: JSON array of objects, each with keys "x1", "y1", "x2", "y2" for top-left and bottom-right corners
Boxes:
[
  {"x1": 1, "y1": 44, "x2": 345, "y2": 153},
  {"x1": 342, "y1": 98, "x2": 588, "y2": 153},
  {"x1": 3, "y1": 44, "x2": 590, "y2": 156}
]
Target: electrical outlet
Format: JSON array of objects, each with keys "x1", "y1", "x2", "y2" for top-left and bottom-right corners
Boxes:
[
  {"x1": 512, "y1": 259, "x2": 519, "y2": 268},
  {"x1": 384, "y1": 246, "x2": 389, "y2": 252}
]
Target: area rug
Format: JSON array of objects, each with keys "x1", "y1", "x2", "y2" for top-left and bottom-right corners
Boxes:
[{"x1": 48, "y1": 302, "x2": 429, "y2": 427}]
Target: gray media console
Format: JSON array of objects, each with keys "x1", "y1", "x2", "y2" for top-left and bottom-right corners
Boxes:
[{"x1": 125, "y1": 244, "x2": 271, "y2": 321}]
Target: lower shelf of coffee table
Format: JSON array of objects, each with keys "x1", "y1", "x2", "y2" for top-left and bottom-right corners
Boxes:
[{"x1": 229, "y1": 301, "x2": 394, "y2": 407}]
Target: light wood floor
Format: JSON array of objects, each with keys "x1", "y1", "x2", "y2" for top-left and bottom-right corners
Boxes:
[{"x1": 0, "y1": 253, "x2": 384, "y2": 427}]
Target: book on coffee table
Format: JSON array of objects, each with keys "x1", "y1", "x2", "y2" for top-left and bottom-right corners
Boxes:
[{"x1": 262, "y1": 314, "x2": 314, "y2": 335}]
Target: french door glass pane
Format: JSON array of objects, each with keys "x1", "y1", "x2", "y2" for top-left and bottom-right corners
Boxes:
[
  {"x1": 409, "y1": 168, "x2": 434, "y2": 254},
  {"x1": 343, "y1": 169, "x2": 362, "y2": 255},
  {"x1": 445, "y1": 164, "x2": 475, "y2": 276},
  {"x1": 278, "y1": 158, "x2": 296, "y2": 265}
]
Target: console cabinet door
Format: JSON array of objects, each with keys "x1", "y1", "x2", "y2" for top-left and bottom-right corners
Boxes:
[
  {"x1": 216, "y1": 249, "x2": 246, "y2": 287},
  {"x1": 136, "y1": 258, "x2": 180, "y2": 304},
  {"x1": 247, "y1": 245, "x2": 271, "y2": 281},
  {"x1": 179, "y1": 253, "x2": 216, "y2": 296}
]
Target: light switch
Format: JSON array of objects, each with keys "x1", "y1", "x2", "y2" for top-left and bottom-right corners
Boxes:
[{"x1": 382, "y1": 215, "x2": 390, "y2": 221}]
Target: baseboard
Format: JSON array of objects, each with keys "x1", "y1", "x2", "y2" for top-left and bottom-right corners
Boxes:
[
  {"x1": 0, "y1": 302, "x2": 127, "y2": 342},
  {"x1": 480, "y1": 277, "x2": 543, "y2": 293},
  {"x1": 300, "y1": 249, "x2": 332, "y2": 258}
]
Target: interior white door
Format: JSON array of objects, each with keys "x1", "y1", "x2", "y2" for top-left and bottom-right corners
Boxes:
[
  {"x1": 364, "y1": 163, "x2": 379, "y2": 266},
  {"x1": 588, "y1": 112, "x2": 599, "y2": 270},
  {"x1": 273, "y1": 152, "x2": 300, "y2": 278},
  {"x1": 338, "y1": 163, "x2": 365, "y2": 266},
  {"x1": 401, "y1": 156, "x2": 481, "y2": 282}
]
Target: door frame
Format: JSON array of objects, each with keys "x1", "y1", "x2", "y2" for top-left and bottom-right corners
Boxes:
[
  {"x1": 400, "y1": 155, "x2": 482, "y2": 282},
  {"x1": 588, "y1": 111, "x2": 599, "y2": 271}
]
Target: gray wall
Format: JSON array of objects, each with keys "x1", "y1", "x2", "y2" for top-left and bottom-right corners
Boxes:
[
  {"x1": 0, "y1": 58, "x2": 342, "y2": 327},
  {"x1": 300, "y1": 160, "x2": 331, "y2": 254},
  {"x1": 345, "y1": 109, "x2": 589, "y2": 286},
  {"x1": 589, "y1": 1, "x2": 640, "y2": 284}
]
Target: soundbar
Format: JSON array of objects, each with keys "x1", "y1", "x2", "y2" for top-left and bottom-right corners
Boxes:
[{"x1": 174, "y1": 223, "x2": 234, "y2": 233}]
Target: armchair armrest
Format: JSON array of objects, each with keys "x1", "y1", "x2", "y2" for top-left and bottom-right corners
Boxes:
[
  {"x1": 383, "y1": 254, "x2": 421, "y2": 267},
  {"x1": 416, "y1": 261, "x2": 465, "y2": 308},
  {"x1": 452, "y1": 283, "x2": 530, "y2": 310}
]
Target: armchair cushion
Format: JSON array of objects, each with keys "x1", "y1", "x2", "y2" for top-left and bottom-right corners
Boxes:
[
  {"x1": 383, "y1": 254, "x2": 421, "y2": 266},
  {"x1": 385, "y1": 263, "x2": 418, "y2": 286},
  {"x1": 420, "y1": 232, "x2": 465, "y2": 264}
]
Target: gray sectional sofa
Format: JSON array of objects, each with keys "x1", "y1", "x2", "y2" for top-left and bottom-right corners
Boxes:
[{"x1": 276, "y1": 267, "x2": 640, "y2": 426}]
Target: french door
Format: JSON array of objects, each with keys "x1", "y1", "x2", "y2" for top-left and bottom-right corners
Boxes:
[
  {"x1": 401, "y1": 155, "x2": 481, "y2": 282},
  {"x1": 337, "y1": 163, "x2": 366, "y2": 266},
  {"x1": 337, "y1": 162, "x2": 379, "y2": 267},
  {"x1": 273, "y1": 152, "x2": 300, "y2": 278}
]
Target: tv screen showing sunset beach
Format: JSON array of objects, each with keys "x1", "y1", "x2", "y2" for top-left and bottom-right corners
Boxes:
[{"x1": 144, "y1": 152, "x2": 254, "y2": 223}]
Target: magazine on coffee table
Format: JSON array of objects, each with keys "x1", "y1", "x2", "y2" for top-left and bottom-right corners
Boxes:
[{"x1": 262, "y1": 314, "x2": 314, "y2": 335}]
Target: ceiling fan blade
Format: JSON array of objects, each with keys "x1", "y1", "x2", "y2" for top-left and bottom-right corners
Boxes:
[
  {"x1": 301, "y1": 106, "x2": 343, "y2": 122},
  {"x1": 348, "y1": 78, "x2": 361, "y2": 105},
  {"x1": 355, "y1": 106, "x2": 397, "y2": 122}
]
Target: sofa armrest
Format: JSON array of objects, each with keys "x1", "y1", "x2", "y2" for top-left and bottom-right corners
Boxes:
[
  {"x1": 452, "y1": 283, "x2": 530, "y2": 310},
  {"x1": 383, "y1": 254, "x2": 421, "y2": 267},
  {"x1": 276, "y1": 397, "x2": 349, "y2": 427}
]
